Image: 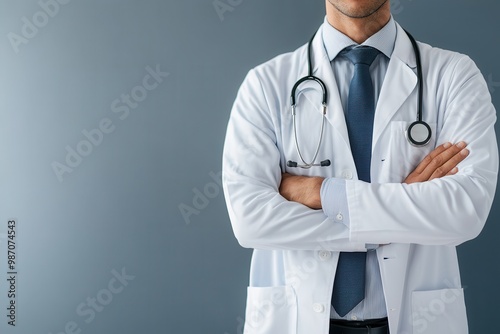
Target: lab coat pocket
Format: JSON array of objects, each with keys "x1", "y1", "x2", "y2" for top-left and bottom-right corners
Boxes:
[
  {"x1": 387, "y1": 121, "x2": 437, "y2": 181},
  {"x1": 411, "y1": 288, "x2": 468, "y2": 334},
  {"x1": 244, "y1": 285, "x2": 297, "y2": 334}
]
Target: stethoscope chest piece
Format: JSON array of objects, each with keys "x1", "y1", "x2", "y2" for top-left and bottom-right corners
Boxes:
[{"x1": 407, "y1": 121, "x2": 431, "y2": 146}]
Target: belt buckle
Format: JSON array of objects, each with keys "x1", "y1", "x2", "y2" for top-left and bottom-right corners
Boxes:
[{"x1": 329, "y1": 318, "x2": 388, "y2": 334}]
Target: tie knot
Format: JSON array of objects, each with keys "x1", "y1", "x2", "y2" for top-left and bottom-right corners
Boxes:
[{"x1": 344, "y1": 46, "x2": 380, "y2": 66}]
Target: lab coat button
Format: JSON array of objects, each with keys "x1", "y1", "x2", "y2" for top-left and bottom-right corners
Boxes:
[
  {"x1": 312, "y1": 303, "x2": 324, "y2": 313},
  {"x1": 351, "y1": 315, "x2": 358, "y2": 320},
  {"x1": 318, "y1": 250, "x2": 331, "y2": 261},
  {"x1": 342, "y1": 170, "x2": 353, "y2": 179}
]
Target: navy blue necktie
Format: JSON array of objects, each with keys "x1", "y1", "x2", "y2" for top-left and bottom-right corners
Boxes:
[{"x1": 332, "y1": 46, "x2": 380, "y2": 317}]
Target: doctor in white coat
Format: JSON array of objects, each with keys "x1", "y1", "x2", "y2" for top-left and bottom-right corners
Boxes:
[{"x1": 222, "y1": 1, "x2": 498, "y2": 333}]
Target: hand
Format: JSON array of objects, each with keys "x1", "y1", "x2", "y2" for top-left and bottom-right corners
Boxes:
[
  {"x1": 279, "y1": 173, "x2": 324, "y2": 209},
  {"x1": 404, "y1": 142, "x2": 469, "y2": 184},
  {"x1": 279, "y1": 142, "x2": 469, "y2": 206}
]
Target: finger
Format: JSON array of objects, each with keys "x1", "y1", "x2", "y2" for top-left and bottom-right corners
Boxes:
[
  {"x1": 429, "y1": 147, "x2": 469, "y2": 180},
  {"x1": 413, "y1": 142, "x2": 452, "y2": 174},
  {"x1": 446, "y1": 167, "x2": 458, "y2": 176},
  {"x1": 419, "y1": 142, "x2": 467, "y2": 180}
]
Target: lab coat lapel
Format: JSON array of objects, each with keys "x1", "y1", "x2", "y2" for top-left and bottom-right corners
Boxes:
[
  {"x1": 373, "y1": 23, "x2": 418, "y2": 148},
  {"x1": 295, "y1": 26, "x2": 351, "y2": 149}
]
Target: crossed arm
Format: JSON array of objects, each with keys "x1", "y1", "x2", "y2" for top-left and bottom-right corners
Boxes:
[
  {"x1": 279, "y1": 141, "x2": 470, "y2": 209},
  {"x1": 224, "y1": 57, "x2": 497, "y2": 249}
]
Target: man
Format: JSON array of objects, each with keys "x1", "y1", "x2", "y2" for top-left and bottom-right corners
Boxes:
[{"x1": 222, "y1": 1, "x2": 498, "y2": 333}]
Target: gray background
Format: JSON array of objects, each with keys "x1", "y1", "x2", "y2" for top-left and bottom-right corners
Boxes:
[{"x1": 0, "y1": 0, "x2": 498, "y2": 333}]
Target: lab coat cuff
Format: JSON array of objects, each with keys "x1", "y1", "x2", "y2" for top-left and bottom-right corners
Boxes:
[{"x1": 321, "y1": 177, "x2": 350, "y2": 228}]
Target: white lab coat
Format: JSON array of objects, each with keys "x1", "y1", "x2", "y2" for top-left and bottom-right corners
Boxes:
[{"x1": 222, "y1": 22, "x2": 498, "y2": 334}]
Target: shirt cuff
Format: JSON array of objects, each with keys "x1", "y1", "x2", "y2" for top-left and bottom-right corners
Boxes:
[{"x1": 320, "y1": 177, "x2": 350, "y2": 228}]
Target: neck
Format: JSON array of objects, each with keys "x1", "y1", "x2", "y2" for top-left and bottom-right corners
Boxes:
[{"x1": 325, "y1": 1, "x2": 391, "y2": 44}]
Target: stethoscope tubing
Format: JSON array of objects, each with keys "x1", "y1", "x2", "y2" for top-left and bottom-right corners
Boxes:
[{"x1": 288, "y1": 28, "x2": 431, "y2": 168}]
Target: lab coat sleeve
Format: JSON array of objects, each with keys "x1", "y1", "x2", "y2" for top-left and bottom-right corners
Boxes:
[
  {"x1": 223, "y1": 69, "x2": 366, "y2": 251},
  {"x1": 347, "y1": 54, "x2": 498, "y2": 246}
]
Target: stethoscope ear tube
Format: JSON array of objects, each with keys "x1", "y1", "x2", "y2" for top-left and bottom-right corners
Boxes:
[
  {"x1": 287, "y1": 159, "x2": 331, "y2": 168},
  {"x1": 287, "y1": 32, "x2": 330, "y2": 169}
]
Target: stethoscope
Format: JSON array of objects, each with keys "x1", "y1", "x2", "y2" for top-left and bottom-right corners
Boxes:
[{"x1": 287, "y1": 29, "x2": 432, "y2": 169}]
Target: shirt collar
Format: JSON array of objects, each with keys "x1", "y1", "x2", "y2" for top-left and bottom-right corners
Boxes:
[{"x1": 321, "y1": 15, "x2": 397, "y2": 61}]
